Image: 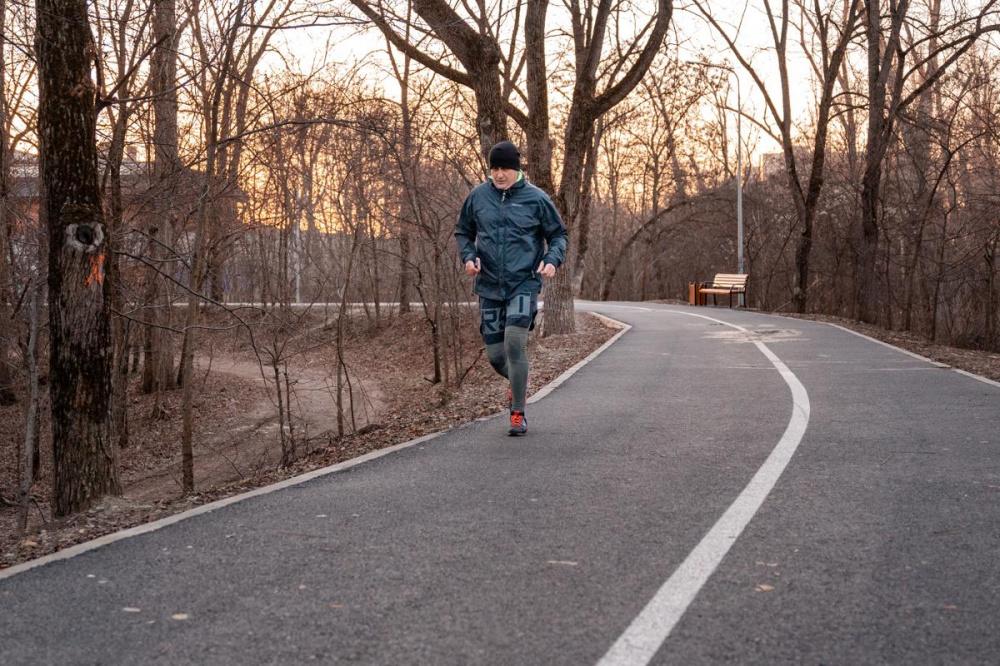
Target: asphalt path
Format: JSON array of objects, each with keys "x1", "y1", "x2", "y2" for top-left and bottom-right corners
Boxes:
[{"x1": 2, "y1": 302, "x2": 997, "y2": 665}]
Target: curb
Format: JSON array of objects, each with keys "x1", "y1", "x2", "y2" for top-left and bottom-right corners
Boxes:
[{"x1": 0, "y1": 312, "x2": 631, "y2": 580}]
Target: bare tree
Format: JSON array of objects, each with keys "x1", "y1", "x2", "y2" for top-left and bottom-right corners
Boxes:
[
  {"x1": 142, "y1": 0, "x2": 183, "y2": 397},
  {"x1": 37, "y1": 0, "x2": 122, "y2": 514},
  {"x1": 348, "y1": 0, "x2": 509, "y2": 156},
  {"x1": 0, "y1": 0, "x2": 12, "y2": 407},
  {"x1": 177, "y1": 0, "x2": 249, "y2": 493},
  {"x1": 858, "y1": 0, "x2": 1000, "y2": 323},
  {"x1": 345, "y1": 0, "x2": 673, "y2": 334},
  {"x1": 696, "y1": 0, "x2": 862, "y2": 313},
  {"x1": 523, "y1": 0, "x2": 674, "y2": 334}
]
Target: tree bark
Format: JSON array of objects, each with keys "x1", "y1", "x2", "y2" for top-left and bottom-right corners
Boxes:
[
  {"x1": 0, "y1": 0, "x2": 16, "y2": 406},
  {"x1": 524, "y1": 0, "x2": 553, "y2": 192},
  {"x1": 177, "y1": 0, "x2": 248, "y2": 493},
  {"x1": 143, "y1": 0, "x2": 180, "y2": 394},
  {"x1": 105, "y1": 107, "x2": 131, "y2": 450},
  {"x1": 858, "y1": 0, "x2": 904, "y2": 323},
  {"x1": 37, "y1": 0, "x2": 122, "y2": 515},
  {"x1": 17, "y1": 277, "x2": 41, "y2": 535}
]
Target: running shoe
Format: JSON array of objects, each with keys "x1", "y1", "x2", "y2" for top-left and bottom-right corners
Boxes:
[{"x1": 508, "y1": 410, "x2": 527, "y2": 436}]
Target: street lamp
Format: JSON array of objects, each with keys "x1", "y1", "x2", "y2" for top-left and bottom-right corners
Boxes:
[{"x1": 698, "y1": 62, "x2": 744, "y2": 292}]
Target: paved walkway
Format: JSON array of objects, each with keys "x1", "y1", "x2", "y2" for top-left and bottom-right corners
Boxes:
[{"x1": 2, "y1": 303, "x2": 998, "y2": 664}]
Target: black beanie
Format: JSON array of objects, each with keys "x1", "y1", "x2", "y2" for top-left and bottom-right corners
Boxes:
[{"x1": 488, "y1": 141, "x2": 521, "y2": 171}]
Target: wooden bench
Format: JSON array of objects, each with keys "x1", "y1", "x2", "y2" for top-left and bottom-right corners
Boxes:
[{"x1": 698, "y1": 273, "x2": 748, "y2": 308}]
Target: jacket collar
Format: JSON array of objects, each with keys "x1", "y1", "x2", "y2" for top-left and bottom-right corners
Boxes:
[{"x1": 488, "y1": 171, "x2": 527, "y2": 194}]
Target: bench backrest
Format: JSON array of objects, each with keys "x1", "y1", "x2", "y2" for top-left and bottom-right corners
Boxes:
[{"x1": 710, "y1": 273, "x2": 748, "y2": 289}]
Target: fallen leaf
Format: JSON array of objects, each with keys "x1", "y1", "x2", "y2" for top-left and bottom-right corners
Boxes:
[
  {"x1": 171, "y1": 613, "x2": 189, "y2": 621},
  {"x1": 755, "y1": 584, "x2": 775, "y2": 593},
  {"x1": 122, "y1": 607, "x2": 142, "y2": 613},
  {"x1": 546, "y1": 560, "x2": 579, "y2": 566}
]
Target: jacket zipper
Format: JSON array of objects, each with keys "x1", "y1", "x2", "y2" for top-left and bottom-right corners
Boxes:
[{"x1": 499, "y1": 188, "x2": 508, "y2": 296}]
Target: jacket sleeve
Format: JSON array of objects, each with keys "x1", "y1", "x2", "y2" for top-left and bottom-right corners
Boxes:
[
  {"x1": 454, "y1": 193, "x2": 478, "y2": 265},
  {"x1": 455, "y1": 194, "x2": 478, "y2": 265},
  {"x1": 538, "y1": 194, "x2": 568, "y2": 268}
]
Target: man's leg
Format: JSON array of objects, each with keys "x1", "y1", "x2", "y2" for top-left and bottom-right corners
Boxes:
[
  {"x1": 504, "y1": 294, "x2": 537, "y2": 412},
  {"x1": 504, "y1": 326, "x2": 529, "y2": 411},
  {"x1": 479, "y1": 297, "x2": 507, "y2": 378}
]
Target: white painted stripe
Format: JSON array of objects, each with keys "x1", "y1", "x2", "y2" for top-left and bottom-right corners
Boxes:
[
  {"x1": 529, "y1": 314, "x2": 631, "y2": 404},
  {"x1": 825, "y1": 323, "x2": 949, "y2": 367},
  {"x1": 720, "y1": 311, "x2": 998, "y2": 389},
  {"x1": 825, "y1": 323, "x2": 999, "y2": 388},
  {"x1": 0, "y1": 312, "x2": 630, "y2": 581},
  {"x1": 597, "y1": 309, "x2": 811, "y2": 666},
  {"x1": 591, "y1": 304, "x2": 653, "y2": 312},
  {"x1": 953, "y1": 368, "x2": 1000, "y2": 388}
]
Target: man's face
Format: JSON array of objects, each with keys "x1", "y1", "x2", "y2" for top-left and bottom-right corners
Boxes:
[{"x1": 491, "y1": 167, "x2": 518, "y2": 190}]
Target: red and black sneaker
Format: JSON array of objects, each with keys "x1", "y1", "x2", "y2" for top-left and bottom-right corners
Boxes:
[{"x1": 508, "y1": 410, "x2": 527, "y2": 436}]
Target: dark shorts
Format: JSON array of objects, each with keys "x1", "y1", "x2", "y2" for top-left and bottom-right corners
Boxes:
[{"x1": 479, "y1": 294, "x2": 538, "y2": 345}]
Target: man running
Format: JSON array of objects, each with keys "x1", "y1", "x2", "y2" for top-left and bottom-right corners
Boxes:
[{"x1": 455, "y1": 140, "x2": 568, "y2": 436}]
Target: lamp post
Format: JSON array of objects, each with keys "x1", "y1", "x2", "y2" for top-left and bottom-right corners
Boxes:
[
  {"x1": 735, "y1": 76, "x2": 743, "y2": 280},
  {"x1": 699, "y1": 62, "x2": 744, "y2": 295}
]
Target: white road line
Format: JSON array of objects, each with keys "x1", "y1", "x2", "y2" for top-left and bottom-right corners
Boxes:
[
  {"x1": 529, "y1": 314, "x2": 631, "y2": 404},
  {"x1": 953, "y1": 369, "x2": 1000, "y2": 388},
  {"x1": 597, "y1": 309, "x2": 811, "y2": 666},
  {"x1": 824, "y1": 323, "x2": 950, "y2": 367},
  {"x1": 0, "y1": 313, "x2": 631, "y2": 581},
  {"x1": 749, "y1": 312, "x2": 999, "y2": 389}
]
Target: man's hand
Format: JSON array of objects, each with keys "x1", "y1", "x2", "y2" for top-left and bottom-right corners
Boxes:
[
  {"x1": 464, "y1": 258, "x2": 481, "y2": 276},
  {"x1": 537, "y1": 261, "x2": 556, "y2": 278}
]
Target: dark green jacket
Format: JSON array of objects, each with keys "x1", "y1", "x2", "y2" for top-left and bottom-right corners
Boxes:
[{"x1": 454, "y1": 175, "x2": 568, "y2": 300}]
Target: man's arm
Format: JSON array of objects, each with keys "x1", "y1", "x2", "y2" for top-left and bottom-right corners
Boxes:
[
  {"x1": 454, "y1": 194, "x2": 479, "y2": 267},
  {"x1": 538, "y1": 195, "x2": 568, "y2": 269}
]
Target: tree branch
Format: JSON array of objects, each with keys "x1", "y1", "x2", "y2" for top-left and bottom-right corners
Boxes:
[{"x1": 347, "y1": 0, "x2": 471, "y2": 85}]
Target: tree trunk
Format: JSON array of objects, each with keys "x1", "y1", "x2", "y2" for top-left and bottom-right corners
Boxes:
[
  {"x1": 542, "y1": 0, "x2": 673, "y2": 334},
  {"x1": 144, "y1": 0, "x2": 179, "y2": 393},
  {"x1": 177, "y1": 0, "x2": 248, "y2": 493},
  {"x1": 17, "y1": 278, "x2": 41, "y2": 535},
  {"x1": 524, "y1": 0, "x2": 554, "y2": 193},
  {"x1": 37, "y1": 0, "x2": 122, "y2": 515},
  {"x1": 0, "y1": 0, "x2": 16, "y2": 407},
  {"x1": 543, "y1": 100, "x2": 596, "y2": 335},
  {"x1": 987, "y1": 235, "x2": 998, "y2": 350},
  {"x1": 105, "y1": 106, "x2": 130, "y2": 449}
]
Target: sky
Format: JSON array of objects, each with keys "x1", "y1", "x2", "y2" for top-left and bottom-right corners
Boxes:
[{"x1": 267, "y1": 1, "x2": 833, "y2": 163}]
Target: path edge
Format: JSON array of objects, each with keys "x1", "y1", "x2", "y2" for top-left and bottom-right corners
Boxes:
[{"x1": 0, "y1": 312, "x2": 631, "y2": 580}]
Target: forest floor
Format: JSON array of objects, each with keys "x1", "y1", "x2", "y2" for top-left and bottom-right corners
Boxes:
[{"x1": 0, "y1": 308, "x2": 619, "y2": 570}]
